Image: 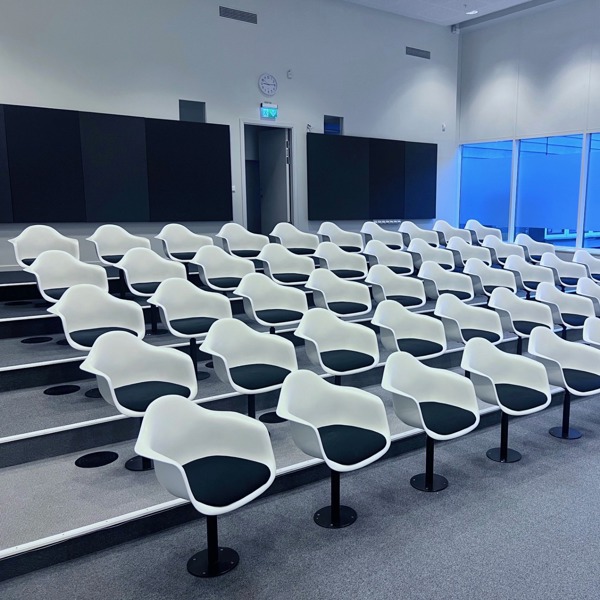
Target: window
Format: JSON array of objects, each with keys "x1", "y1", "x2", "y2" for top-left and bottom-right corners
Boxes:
[
  {"x1": 459, "y1": 141, "x2": 512, "y2": 237},
  {"x1": 515, "y1": 135, "x2": 582, "y2": 246},
  {"x1": 324, "y1": 115, "x2": 343, "y2": 135},
  {"x1": 584, "y1": 134, "x2": 600, "y2": 248}
]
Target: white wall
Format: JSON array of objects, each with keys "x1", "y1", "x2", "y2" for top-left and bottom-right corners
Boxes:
[
  {"x1": 0, "y1": 0, "x2": 459, "y2": 266},
  {"x1": 459, "y1": 0, "x2": 600, "y2": 142}
]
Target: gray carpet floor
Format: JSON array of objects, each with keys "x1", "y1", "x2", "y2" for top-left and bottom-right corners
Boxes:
[{"x1": 2, "y1": 394, "x2": 599, "y2": 600}]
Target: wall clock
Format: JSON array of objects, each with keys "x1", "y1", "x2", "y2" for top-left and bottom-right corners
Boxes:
[{"x1": 258, "y1": 72, "x2": 278, "y2": 96}]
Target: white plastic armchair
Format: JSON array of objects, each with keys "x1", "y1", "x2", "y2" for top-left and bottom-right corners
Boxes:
[
  {"x1": 313, "y1": 242, "x2": 368, "y2": 280},
  {"x1": 306, "y1": 268, "x2": 372, "y2": 317},
  {"x1": 363, "y1": 240, "x2": 414, "y2": 274},
  {"x1": 360, "y1": 222, "x2": 404, "y2": 249},
  {"x1": 464, "y1": 257, "x2": 516, "y2": 298},
  {"x1": 216, "y1": 223, "x2": 269, "y2": 258},
  {"x1": 190, "y1": 245, "x2": 255, "y2": 292},
  {"x1": 269, "y1": 222, "x2": 319, "y2": 256},
  {"x1": 576, "y1": 277, "x2": 600, "y2": 316},
  {"x1": 465, "y1": 219, "x2": 502, "y2": 244},
  {"x1": 256, "y1": 243, "x2": 315, "y2": 286},
  {"x1": 535, "y1": 281, "x2": 595, "y2": 333},
  {"x1": 399, "y1": 221, "x2": 439, "y2": 247},
  {"x1": 87, "y1": 224, "x2": 150, "y2": 266},
  {"x1": 514, "y1": 233, "x2": 554, "y2": 264},
  {"x1": 446, "y1": 236, "x2": 492, "y2": 269},
  {"x1": 155, "y1": 224, "x2": 213, "y2": 264},
  {"x1": 418, "y1": 261, "x2": 475, "y2": 301},
  {"x1": 365, "y1": 264, "x2": 426, "y2": 308},
  {"x1": 540, "y1": 252, "x2": 587, "y2": 290},
  {"x1": 482, "y1": 235, "x2": 525, "y2": 266},
  {"x1": 433, "y1": 220, "x2": 471, "y2": 245},
  {"x1": 407, "y1": 238, "x2": 454, "y2": 271},
  {"x1": 573, "y1": 249, "x2": 600, "y2": 281},
  {"x1": 9, "y1": 225, "x2": 79, "y2": 268},
  {"x1": 317, "y1": 222, "x2": 363, "y2": 252}
]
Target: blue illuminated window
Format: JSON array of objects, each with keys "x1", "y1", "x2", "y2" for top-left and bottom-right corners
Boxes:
[
  {"x1": 515, "y1": 135, "x2": 582, "y2": 246},
  {"x1": 459, "y1": 141, "x2": 512, "y2": 237},
  {"x1": 584, "y1": 134, "x2": 600, "y2": 248}
]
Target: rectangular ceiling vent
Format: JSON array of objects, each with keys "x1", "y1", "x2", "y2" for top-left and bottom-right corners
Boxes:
[
  {"x1": 219, "y1": 6, "x2": 258, "y2": 24},
  {"x1": 406, "y1": 47, "x2": 431, "y2": 60}
]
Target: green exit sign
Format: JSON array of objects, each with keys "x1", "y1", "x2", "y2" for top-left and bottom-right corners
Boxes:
[{"x1": 260, "y1": 102, "x2": 278, "y2": 120}]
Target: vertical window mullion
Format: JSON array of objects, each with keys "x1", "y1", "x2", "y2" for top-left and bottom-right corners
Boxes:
[
  {"x1": 576, "y1": 133, "x2": 590, "y2": 248},
  {"x1": 508, "y1": 139, "x2": 519, "y2": 242}
]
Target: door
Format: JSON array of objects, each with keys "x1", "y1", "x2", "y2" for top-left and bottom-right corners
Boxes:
[{"x1": 258, "y1": 128, "x2": 291, "y2": 234}]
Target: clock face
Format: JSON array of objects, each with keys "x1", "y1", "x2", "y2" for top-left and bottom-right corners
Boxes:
[{"x1": 258, "y1": 72, "x2": 278, "y2": 96}]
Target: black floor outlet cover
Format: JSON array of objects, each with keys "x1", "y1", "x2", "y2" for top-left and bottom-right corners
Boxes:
[
  {"x1": 44, "y1": 385, "x2": 81, "y2": 396},
  {"x1": 21, "y1": 336, "x2": 53, "y2": 344},
  {"x1": 75, "y1": 451, "x2": 119, "y2": 468}
]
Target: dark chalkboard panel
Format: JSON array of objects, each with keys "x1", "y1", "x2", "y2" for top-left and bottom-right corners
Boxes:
[
  {"x1": 0, "y1": 107, "x2": 13, "y2": 223},
  {"x1": 404, "y1": 142, "x2": 437, "y2": 219}
]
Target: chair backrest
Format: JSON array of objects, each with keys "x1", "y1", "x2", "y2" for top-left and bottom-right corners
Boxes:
[
  {"x1": 136, "y1": 395, "x2": 276, "y2": 514},
  {"x1": 488, "y1": 286, "x2": 553, "y2": 330},
  {"x1": 363, "y1": 240, "x2": 414, "y2": 272},
  {"x1": 514, "y1": 233, "x2": 554, "y2": 260},
  {"x1": 372, "y1": 300, "x2": 446, "y2": 353},
  {"x1": 365, "y1": 264, "x2": 426, "y2": 304},
  {"x1": 446, "y1": 236, "x2": 492, "y2": 266},
  {"x1": 87, "y1": 225, "x2": 150, "y2": 262},
  {"x1": 25, "y1": 250, "x2": 108, "y2": 300},
  {"x1": 435, "y1": 292, "x2": 503, "y2": 340},
  {"x1": 217, "y1": 222, "x2": 269, "y2": 253},
  {"x1": 503, "y1": 254, "x2": 555, "y2": 286},
  {"x1": 9, "y1": 225, "x2": 79, "y2": 267},
  {"x1": 576, "y1": 276, "x2": 600, "y2": 313},
  {"x1": 257, "y1": 243, "x2": 315, "y2": 275},
  {"x1": 116, "y1": 248, "x2": 187, "y2": 285},
  {"x1": 573, "y1": 249, "x2": 600, "y2": 275},
  {"x1": 148, "y1": 277, "x2": 232, "y2": 322},
  {"x1": 464, "y1": 219, "x2": 502, "y2": 242},
  {"x1": 583, "y1": 316, "x2": 600, "y2": 348},
  {"x1": 433, "y1": 220, "x2": 471, "y2": 244},
  {"x1": 535, "y1": 281, "x2": 595, "y2": 319},
  {"x1": 540, "y1": 252, "x2": 587, "y2": 279},
  {"x1": 306, "y1": 268, "x2": 372, "y2": 308},
  {"x1": 317, "y1": 222, "x2": 363, "y2": 250},
  {"x1": 270, "y1": 223, "x2": 319, "y2": 251},
  {"x1": 399, "y1": 221, "x2": 439, "y2": 246},
  {"x1": 419, "y1": 261, "x2": 474, "y2": 298},
  {"x1": 408, "y1": 238, "x2": 454, "y2": 269},
  {"x1": 464, "y1": 257, "x2": 517, "y2": 292},
  {"x1": 155, "y1": 224, "x2": 213, "y2": 255},
  {"x1": 234, "y1": 272, "x2": 308, "y2": 314},
  {"x1": 191, "y1": 245, "x2": 255, "y2": 280},
  {"x1": 48, "y1": 284, "x2": 145, "y2": 345},
  {"x1": 360, "y1": 222, "x2": 404, "y2": 247},
  {"x1": 314, "y1": 242, "x2": 368, "y2": 274},
  {"x1": 483, "y1": 235, "x2": 525, "y2": 260}
]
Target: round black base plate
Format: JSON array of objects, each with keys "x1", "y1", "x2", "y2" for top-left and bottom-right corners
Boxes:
[
  {"x1": 410, "y1": 473, "x2": 449, "y2": 492},
  {"x1": 196, "y1": 371, "x2": 210, "y2": 381},
  {"x1": 259, "y1": 411, "x2": 287, "y2": 424},
  {"x1": 125, "y1": 455, "x2": 154, "y2": 471},
  {"x1": 314, "y1": 505, "x2": 357, "y2": 529},
  {"x1": 44, "y1": 384, "x2": 81, "y2": 396},
  {"x1": 21, "y1": 336, "x2": 52, "y2": 344},
  {"x1": 85, "y1": 387, "x2": 102, "y2": 399},
  {"x1": 75, "y1": 451, "x2": 119, "y2": 468},
  {"x1": 486, "y1": 447, "x2": 522, "y2": 463},
  {"x1": 187, "y1": 547, "x2": 239, "y2": 578},
  {"x1": 56, "y1": 338, "x2": 70, "y2": 346},
  {"x1": 549, "y1": 426, "x2": 582, "y2": 440}
]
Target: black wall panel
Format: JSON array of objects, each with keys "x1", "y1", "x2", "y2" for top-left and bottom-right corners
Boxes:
[
  {"x1": 369, "y1": 138, "x2": 405, "y2": 219},
  {"x1": 404, "y1": 142, "x2": 437, "y2": 219},
  {"x1": 0, "y1": 107, "x2": 13, "y2": 222},
  {"x1": 5, "y1": 106, "x2": 86, "y2": 222},
  {"x1": 307, "y1": 133, "x2": 369, "y2": 220},
  {"x1": 79, "y1": 112, "x2": 149, "y2": 222},
  {"x1": 146, "y1": 119, "x2": 232, "y2": 222}
]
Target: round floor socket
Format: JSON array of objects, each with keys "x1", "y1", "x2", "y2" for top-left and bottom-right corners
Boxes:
[
  {"x1": 21, "y1": 336, "x2": 53, "y2": 344},
  {"x1": 44, "y1": 384, "x2": 81, "y2": 396},
  {"x1": 56, "y1": 338, "x2": 70, "y2": 346},
  {"x1": 85, "y1": 387, "x2": 102, "y2": 399},
  {"x1": 75, "y1": 451, "x2": 119, "y2": 468}
]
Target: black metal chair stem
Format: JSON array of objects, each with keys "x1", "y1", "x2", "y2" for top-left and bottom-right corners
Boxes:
[
  {"x1": 550, "y1": 390, "x2": 581, "y2": 440},
  {"x1": 411, "y1": 436, "x2": 448, "y2": 493},
  {"x1": 189, "y1": 338, "x2": 210, "y2": 382},
  {"x1": 314, "y1": 469, "x2": 357, "y2": 529},
  {"x1": 187, "y1": 515, "x2": 239, "y2": 578},
  {"x1": 126, "y1": 418, "x2": 155, "y2": 471},
  {"x1": 247, "y1": 394, "x2": 256, "y2": 419},
  {"x1": 487, "y1": 412, "x2": 521, "y2": 463}
]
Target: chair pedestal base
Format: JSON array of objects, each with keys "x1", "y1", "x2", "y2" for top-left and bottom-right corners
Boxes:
[
  {"x1": 259, "y1": 411, "x2": 286, "y2": 424},
  {"x1": 410, "y1": 473, "x2": 448, "y2": 492},
  {"x1": 187, "y1": 547, "x2": 239, "y2": 578},
  {"x1": 85, "y1": 387, "x2": 102, "y2": 399},
  {"x1": 125, "y1": 455, "x2": 154, "y2": 471},
  {"x1": 314, "y1": 505, "x2": 357, "y2": 529},
  {"x1": 486, "y1": 447, "x2": 522, "y2": 463},
  {"x1": 549, "y1": 426, "x2": 581, "y2": 440}
]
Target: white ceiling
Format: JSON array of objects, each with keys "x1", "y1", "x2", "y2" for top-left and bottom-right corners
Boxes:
[{"x1": 341, "y1": 0, "x2": 550, "y2": 26}]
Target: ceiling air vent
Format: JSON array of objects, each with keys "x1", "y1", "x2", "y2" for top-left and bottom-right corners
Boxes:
[
  {"x1": 406, "y1": 47, "x2": 431, "y2": 60},
  {"x1": 219, "y1": 6, "x2": 258, "y2": 24}
]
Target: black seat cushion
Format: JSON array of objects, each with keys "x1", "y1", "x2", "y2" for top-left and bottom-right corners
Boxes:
[
  {"x1": 44, "y1": 287, "x2": 68, "y2": 300},
  {"x1": 171, "y1": 252, "x2": 195, "y2": 261},
  {"x1": 233, "y1": 250, "x2": 259, "y2": 258},
  {"x1": 22, "y1": 258, "x2": 35, "y2": 266},
  {"x1": 255, "y1": 309, "x2": 304, "y2": 324},
  {"x1": 272, "y1": 272, "x2": 309, "y2": 284},
  {"x1": 563, "y1": 369, "x2": 600, "y2": 393},
  {"x1": 396, "y1": 339, "x2": 443, "y2": 358},
  {"x1": 340, "y1": 246, "x2": 361, "y2": 253},
  {"x1": 483, "y1": 285, "x2": 504, "y2": 294},
  {"x1": 320, "y1": 349, "x2": 375, "y2": 373},
  {"x1": 440, "y1": 264, "x2": 454, "y2": 270},
  {"x1": 560, "y1": 277, "x2": 578, "y2": 286},
  {"x1": 229, "y1": 364, "x2": 290, "y2": 391},
  {"x1": 496, "y1": 383, "x2": 548, "y2": 412},
  {"x1": 170, "y1": 316, "x2": 217, "y2": 336},
  {"x1": 419, "y1": 401, "x2": 477, "y2": 436},
  {"x1": 462, "y1": 329, "x2": 501, "y2": 343},
  {"x1": 318, "y1": 425, "x2": 387, "y2": 466},
  {"x1": 114, "y1": 381, "x2": 191, "y2": 413},
  {"x1": 101, "y1": 254, "x2": 123, "y2": 264},
  {"x1": 183, "y1": 455, "x2": 271, "y2": 507},
  {"x1": 513, "y1": 320, "x2": 549, "y2": 335},
  {"x1": 208, "y1": 276, "x2": 242, "y2": 290},
  {"x1": 131, "y1": 281, "x2": 161, "y2": 295},
  {"x1": 386, "y1": 244, "x2": 403, "y2": 250},
  {"x1": 70, "y1": 326, "x2": 137, "y2": 348},
  {"x1": 327, "y1": 301, "x2": 368, "y2": 315},
  {"x1": 523, "y1": 280, "x2": 540, "y2": 290},
  {"x1": 388, "y1": 295, "x2": 422, "y2": 307},
  {"x1": 530, "y1": 254, "x2": 542, "y2": 262},
  {"x1": 439, "y1": 289, "x2": 471, "y2": 300},
  {"x1": 562, "y1": 313, "x2": 587, "y2": 327},
  {"x1": 331, "y1": 269, "x2": 364, "y2": 279},
  {"x1": 389, "y1": 266, "x2": 411, "y2": 275},
  {"x1": 592, "y1": 273, "x2": 600, "y2": 282},
  {"x1": 288, "y1": 247, "x2": 314, "y2": 255}
]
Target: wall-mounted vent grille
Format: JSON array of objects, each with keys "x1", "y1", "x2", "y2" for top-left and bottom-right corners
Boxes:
[
  {"x1": 219, "y1": 6, "x2": 258, "y2": 24},
  {"x1": 406, "y1": 47, "x2": 431, "y2": 60}
]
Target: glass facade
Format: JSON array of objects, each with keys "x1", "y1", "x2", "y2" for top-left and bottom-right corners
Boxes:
[{"x1": 584, "y1": 134, "x2": 600, "y2": 248}]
